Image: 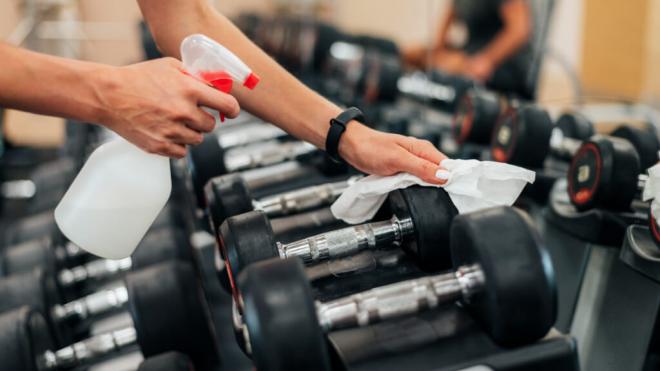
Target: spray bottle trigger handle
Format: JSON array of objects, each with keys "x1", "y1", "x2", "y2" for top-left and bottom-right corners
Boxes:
[{"x1": 199, "y1": 71, "x2": 233, "y2": 122}]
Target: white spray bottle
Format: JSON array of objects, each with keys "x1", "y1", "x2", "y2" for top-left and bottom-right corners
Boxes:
[{"x1": 55, "y1": 34, "x2": 259, "y2": 259}]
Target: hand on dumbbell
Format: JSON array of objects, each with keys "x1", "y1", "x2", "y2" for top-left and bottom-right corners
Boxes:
[
  {"x1": 233, "y1": 206, "x2": 556, "y2": 371},
  {"x1": 338, "y1": 123, "x2": 449, "y2": 185}
]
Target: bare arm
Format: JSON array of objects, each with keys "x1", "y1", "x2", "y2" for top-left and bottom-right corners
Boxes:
[
  {"x1": 0, "y1": 42, "x2": 107, "y2": 125},
  {"x1": 433, "y1": 7, "x2": 456, "y2": 52},
  {"x1": 139, "y1": 0, "x2": 447, "y2": 183},
  {"x1": 0, "y1": 42, "x2": 238, "y2": 157}
]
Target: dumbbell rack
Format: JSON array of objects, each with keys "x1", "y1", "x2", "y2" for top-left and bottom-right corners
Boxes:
[
  {"x1": 544, "y1": 178, "x2": 660, "y2": 371},
  {"x1": 326, "y1": 306, "x2": 577, "y2": 370}
]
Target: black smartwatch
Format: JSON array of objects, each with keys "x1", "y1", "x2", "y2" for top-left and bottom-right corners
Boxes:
[{"x1": 325, "y1": 107, "x2": 364, "y2": 163}]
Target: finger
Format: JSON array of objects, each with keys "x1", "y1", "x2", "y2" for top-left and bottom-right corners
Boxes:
[
  {"x1": 186, "y1": 108, "x2": 216, "y2": 133},
  {"x1": 193, "y1": 83, "x2": 241, "y2": 119},
  {"x1": 400, "y1": 137, "x2": 447, "y2": 165},
  {"x1": 163, "y1": 125, "x2": 204, "y2": 146},
  {"x1": 159, "y1": 142, "x2": 187, "y2": 159},
  {"x1": 396, "y1": 151, "x2": 447, "y2": 185}
]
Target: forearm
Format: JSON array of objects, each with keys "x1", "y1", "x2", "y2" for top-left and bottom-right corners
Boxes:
[
  {"x1": 0, "y1": 42, "x2": 109, "y2": 123},
  {"x1": 433, "y1": 9, "x2": 455, "y2": 52},
  {"x1": 138, "y1": 0, "x2": 340, "y2": 149}
]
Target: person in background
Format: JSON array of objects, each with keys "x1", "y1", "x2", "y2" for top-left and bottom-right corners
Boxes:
[
  {"x1": 0, "y1": 0, "x2": 448, "y2": 185},
  {"x1": 404, "y1": 0, "x2": 533, "y2": 96}
]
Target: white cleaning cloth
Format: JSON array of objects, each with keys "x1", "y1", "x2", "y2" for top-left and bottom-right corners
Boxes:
[
  {"x1": 331, "y1": 159, "x2": 536, "y2": 224},
  {"x1": 642, "y1": 162, "x2": 660, "y2": 225}
]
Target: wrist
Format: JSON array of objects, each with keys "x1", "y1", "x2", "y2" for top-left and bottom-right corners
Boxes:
[
  {"x1": 83, "y1": 65, "x2": 120, "y2": 126},
  {"x1": 337, "y1": 120, "x2": 370, "y2": 162}
]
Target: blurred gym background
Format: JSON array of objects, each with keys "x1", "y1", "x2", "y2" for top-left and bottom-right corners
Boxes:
[{"x1": 1, "y1": 0, "x2": 659, "y2": 147}]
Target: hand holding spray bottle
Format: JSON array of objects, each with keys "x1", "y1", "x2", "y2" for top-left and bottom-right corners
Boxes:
[{"x1": 55, "y1": 34, "x2": 259, "y2": 259}]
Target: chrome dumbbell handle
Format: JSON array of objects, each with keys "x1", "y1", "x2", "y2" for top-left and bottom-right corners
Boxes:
[
  {"x1": 255, "y1": 175, "x2": 363, "y2": 217},
  {"x1": 38, "y1": 327, "x2": 137, "y2": 370},
  {"x1": 639, "y1": 174, "x2": 649, "y2": 190},
  {"x1": 217, "y1": 123, "x2": 286, "y2": 149},
  {"x1": 240, "y1": 160, "x2": 306, "y2": 186},
  {"x1": 51, "y1": 286, "x2": 129, "y2": 322},
  {"x1": 316, "y1": 264, "x2": 484, "y2": 331},
  {"x1": 0, "y1": 179, "x2": 36, "y2": 199},
  {"x1": 397, "y1": 72, "x2": 456, "y2": 104},
  {"x1": 276, "y1": 216, "x2": 415, "y2": 264},
  {"x1": 54, "y1": 241, "x2": 87, "y2": 262},
  {"x1": 548, "y1": 127, "x2": 584, "y2": 158},
  {"x1": 224, "y1": 140, "x2": 317, "y2": 173},
  {"x1": 57, "y1": 257, "x2": 133, "y2": 288}
]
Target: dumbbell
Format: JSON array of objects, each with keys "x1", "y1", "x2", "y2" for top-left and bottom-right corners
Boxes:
[
  {"x1": 219, "y1": 186, "x2": 457, "y2": 287},
  {"x1": 234, "y1": 206, "x2": 556, "y2": 370},
  {"x1": 1, "y1": 227, "x2": 189, "y2": 288},
  {"x1": 2, "y1": 201, "x2": 180, "y2": 248},
  {"x1": 1, "y1": 157, "x2": 76, "y2": 217},
  {"x1": 0, "y1": 261, "x2": 219, "y2": 371},
  {"x1": 205, "y1": 173, "x2": 362, "y2": 233},
  {"x1": 567, "y1": 134, "x2": 658, "y2": 212},
  {"x1": 491, "y1": 106, "x2": 660, "y2": 170},
  {"x1": 324, "y1": 40, "x2": 475, "y2": 112},
  {"x1": 0, "y1": 307, "x2": 197, "y2": 371},
  {"x1": 1, "y1": 210, "x2": 57, "y2": 247},
  {"x1": 245, "y1": 15, "x2": 346, "y2": 76},
  {"x1": 190, "y1": 136, "x2": 348, "y2": 208},
  {"x1": 213, "y1": 206, "x2": 348, "y2": 293},
  {"x1": 0, "y1": 241, "x2": 193, "y2": 343},
  {"x1": 452, "y1": 89, "x2": 517, "y2": 145}
]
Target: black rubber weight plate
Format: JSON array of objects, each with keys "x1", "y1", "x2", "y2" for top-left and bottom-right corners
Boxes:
[
  {"x1": 189, "y1": 133, "x2": 226, "y2": 207},
  {"x1": 238, "y1": 258, "x2": 331, "y2": 371},
  {"x1": 221, "y1": 210, "x2": 279, "y2": 284},
  {"x1": 387, "y1": 186, "x2": 457, "y2": 271},
  {"x1": 127, "y1": 261, "x2": 220, "y2": 370},
  {"x1": 137, "y1": 351, "x2": 194, "y2": 371},
  {"x1": 611, "y1": 125, "x2": 660, "y2": 170},
  {"x1": 205, "y1": 173, "x2": 254, "y2": 233},
  {"x1": 0, "y1": 306, "x2": 55, "y2": 371},
  {"x1": 450, "y1": 207, "x2": 556, "y2": 346}
]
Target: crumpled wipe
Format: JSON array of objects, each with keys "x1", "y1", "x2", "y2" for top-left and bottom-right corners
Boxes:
[
  {"x1": 331, "y1": 159, "x2": 536, "y2": 224},
  {"x1": 642, "y1": 162, "x2": 660, "y2": 225}
]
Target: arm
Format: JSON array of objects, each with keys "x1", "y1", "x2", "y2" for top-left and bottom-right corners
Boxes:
[
  {"x1": 464, "y1": 0, "x2": 532, "y2": 81},
  {"x1": 433, "y1": 7, "x2": 456, "y2": 53},
  {"x1": 0, "y1": 42, "x2": 238, "y2": 158},
  {"x1": 138, "y1": 0, "x2": 447, "y2": 184}
]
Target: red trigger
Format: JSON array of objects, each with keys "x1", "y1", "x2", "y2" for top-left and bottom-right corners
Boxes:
[{"x1": 199, "y1": 71, "x2": 234, "y2": 122}]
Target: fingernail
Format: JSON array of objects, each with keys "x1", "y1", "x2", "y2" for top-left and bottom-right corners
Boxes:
[{"x1": 435, "y1": 169, "x2": 450, "y2": 180}]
